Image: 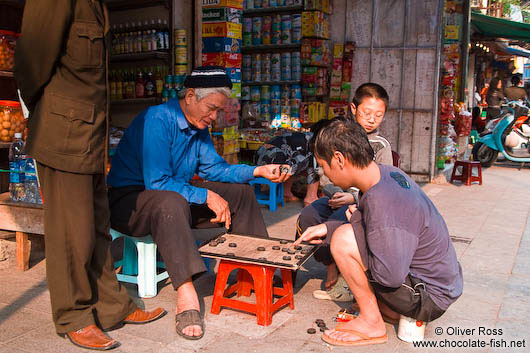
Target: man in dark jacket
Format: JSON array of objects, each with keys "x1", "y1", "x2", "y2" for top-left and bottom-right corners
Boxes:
[{"x1": 15, "y1": 1, "x2": 165, "y2": 350}]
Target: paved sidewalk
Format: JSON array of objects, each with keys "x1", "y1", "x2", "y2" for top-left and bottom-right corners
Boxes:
[{"x1": 0, "y1": 163, "x2": 529, "y2": 352}]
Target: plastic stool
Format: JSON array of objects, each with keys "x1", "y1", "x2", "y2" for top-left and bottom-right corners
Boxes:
[
  {"x1": 450, "y1": 160, "x2": 482, "y2": 186},
  {"x1": 248, "y1": 177, "x2": 284, "y2": 212},
  {"x1": 210, "y1": 260, "x2": 294, "y2": 326},
  {"x1": 110, "y1": 229, "x2": 169, "y2": 298}
]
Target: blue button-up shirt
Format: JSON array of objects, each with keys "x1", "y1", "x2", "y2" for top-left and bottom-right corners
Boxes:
[{"x1": 107, "y1": 99, "x2": 256, "y2": 204}]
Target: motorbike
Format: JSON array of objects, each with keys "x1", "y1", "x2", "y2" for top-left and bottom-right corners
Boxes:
[{"x1": 472, "y1": 100, "x2": 530, "y2": 167}]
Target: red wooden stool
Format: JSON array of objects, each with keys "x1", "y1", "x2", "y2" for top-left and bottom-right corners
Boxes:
[
  {"x1": 450, "y1": 160, "x2": 482, "y2": 186},
  {"x1": 210, "y1": 260, "x2": 294, "y2": 326}
]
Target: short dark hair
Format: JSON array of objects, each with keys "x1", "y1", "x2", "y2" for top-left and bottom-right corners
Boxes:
[
  {"x1": 352, "y1": 82, "x2": 389, "y2": 109},
  {"x1": 308, "y1": 118, "x2": 333, "y2": 153},
  {"x1": 511, "y1": 75, "x2": 521, "y2": 86},
  {"x1": 314, "y1": 117, "x2": 374, "y2": 168}
]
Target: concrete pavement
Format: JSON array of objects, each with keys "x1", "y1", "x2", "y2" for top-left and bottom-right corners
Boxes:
[{"x1": 1, "y1": 162, "x2": 530, "y2": 352}]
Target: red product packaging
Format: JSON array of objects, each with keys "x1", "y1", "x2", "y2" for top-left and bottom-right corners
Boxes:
[{"x1": 201, "y1": 52, "x2": 242, "y2": 68}]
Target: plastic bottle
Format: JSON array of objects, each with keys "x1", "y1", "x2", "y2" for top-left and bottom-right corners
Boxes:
[
  {"x1": 135, "y1": 71, "x2": 145, "y2": 98},
  {"x1": 145, "y1": 72, "x2": 155, "y2": 97},
  {"x1": 8, "y1": 133, "x2": 26, "y2": 202},
  {"x1": 163, "y1": 19, "x2": 169, "y2": 50},
  {"x1": 156, "y1": 18, "x2": 164, "y2": 50},
  {"x1": 155, "y1": 67, "x2": 164, "y2": 96},
  {"x1": 23, "y1": 157, "x2": 42, "y2": 204}
]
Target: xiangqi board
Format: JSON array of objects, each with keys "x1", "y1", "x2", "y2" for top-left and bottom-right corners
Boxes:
[{"x1": 198, "y1": 233, "x2": 316, "y2": 270}]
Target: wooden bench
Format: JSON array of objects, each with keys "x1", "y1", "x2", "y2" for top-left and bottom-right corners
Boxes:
[{"x1": 0, "y1": 192, "x2": 44, "y2": 271}]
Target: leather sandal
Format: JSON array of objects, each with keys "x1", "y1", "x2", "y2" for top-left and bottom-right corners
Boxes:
[{"x1": 175, "y1": 309, "x2": 204, "y2": 340}]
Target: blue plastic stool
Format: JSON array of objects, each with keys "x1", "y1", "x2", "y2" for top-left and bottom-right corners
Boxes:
[
  {"x1": 248, "y1": 177, "x2": 284, "y2": 212},
  {"x1": 110, "y1": 229, "x2": 169, "y2": 298},
  {"x1": 110, "y1": 229, "x2": 211, "y2": 298}
]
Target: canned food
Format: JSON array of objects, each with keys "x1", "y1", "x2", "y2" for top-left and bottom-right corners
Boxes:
[
  {"x1": 271, "y1": 104, "x2": 281, "y2": 114},
  {"x1": 271, "y1": 69, "x2": 281, "y2": 81},
  {"x1": 252, "y1": 69, "x2": 262, "y2": 82},
  {"x1": 271, "y1": 85, "x2": 281, "y2": 99},
  {"x1": 292, "y1": 14, "x2": 302, "y2": 28},
  {"x1": 174, "y1": 29, "x2": 187, "y2": 46},
  {"x1": 260, "y1": 103, "x2": 271, "y2": 114},
  {"x1": 280, "y1": 86, "x2": 290, "y2": 99},
  {"x1": 175, "y1": 64, "x2": 187, "y2": 75},
  {"x1": 243, "y1": 32, "x2": 252, "y2": 46},
  {"x1": 250, "y1": 86, "x2": 261, "y2": 101},
  {"x1": 252, "y1": 53, "x2": 262, "y2": 70},
  {"x1": 281, "y1": 15, "x2": 292, "y2": 30},
  {"x1": 292, "y1": 27, "x2": 302, "y2": 44},
  {"x1": 242, "y1": 68, "x2": 252, "y2": 82},
  {"x1": 254, "y1": 0, "x2": 262, "y2": 8},
  {"x1": 242, "y1": 54, "x2": 252, "y2": 68},
  {"x1": 291, "y1": 85, "x2": 302, "y2": 99},
  {"x1": 243, "y1": 17, "x2": 253, "y2": 32},
  {"x1": 246, "y1": 0, "x2": 254, "y2": 9},
  {"x1": 262, "y1": 0, "x2": 270, "y2": 7},
  {"x1": 241, "y1": 86, "x2": 251, "y2": 100},
  {"x1": 262, "y1": 69, "x2": 271, "y2": 82},
  {"x1": 260, "y1": 85, "x2": 270, "y2": 100},
  {"x1": 175, "y1": 47, "x2": 187, "y2": 64},
  {"x1": 252, "y1": 17, "x2": 262, "y2": 45}
]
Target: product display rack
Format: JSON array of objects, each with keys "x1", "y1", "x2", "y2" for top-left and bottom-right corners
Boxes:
[
  {"x1": 0, "y1": 70, "x2": 13, "y2": 78},
  {"x1": 242, "y1": 43, "x2": 300, "y2": 53},
  {"x1": 110, "y1": 50, "x2": 170, "y2": 63},
  {"x1": 106, "y1": 0, "x2": 174, "y2": 113},
  {"x1": 242, "y1": 4, "x2": 303, "y2": 16},
  {"x1": 244, "y1": 79, "x2": 300, "y2": 86}
]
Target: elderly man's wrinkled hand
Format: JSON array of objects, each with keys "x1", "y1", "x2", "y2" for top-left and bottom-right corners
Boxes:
[
  {"x1": 206, "y1": 190, "x2": 231, "y2": 229},
  {"x1": 254, "y1": 164, "x2": 291, "y2": 183}
]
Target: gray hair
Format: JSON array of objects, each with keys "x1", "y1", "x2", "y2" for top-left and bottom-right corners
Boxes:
[{"x1": 177, "y1": 86, "x2": 231, "y2": 100}]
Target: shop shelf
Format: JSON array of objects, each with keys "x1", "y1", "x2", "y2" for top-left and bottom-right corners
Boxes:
[
  {"x1": 0, "y1": 0, "x2": 24, "y2": 8},
  {"x1": 110, "y1": 97, "x2": 162, "y2": 105},
  {"x1": 243, "y1": 80, "x2": 301, "y2": 86},
  {"x1": 105, "y1": 0, "x2": 169, "y2": 11},
  {"x1": 0, "y1": 142, "x2": 11, "y2": 149},
  {"x1": 242, "y1": 43, "x2": 301, "y2": 53},
  {"x1": 0, "y1": 71, "x2": 14, "y2": 78},
  {"x1": 110, "y1": 51, "x2": 169, "y2": 63},
  {"x1": 243, "y1": 4, "x2": 303, "y2": 16}
]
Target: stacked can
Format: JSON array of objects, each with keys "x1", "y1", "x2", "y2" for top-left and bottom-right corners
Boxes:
[
  {"x1": 254, "y1": 0, "x2": 262, "y2": 8},
  {"x1": 241, "y1": 85, "x2": 250, "y2": 101},
  {"x1": 252, "y1": 17, "x2": 262, "y2": 45},
  {"x1": 262, "y1": 0, "x2": 269, "y2": 7},
  {"x1": 292, "y1": 14, "x2": 302, "y2": 44},
  {"x1": 260, "y1": 85, "x2": 271, "y2": 120},
  {"x1": 291, "y1": 52, "x2": 301, "y2": 81},
  {"x1": 262, "y1": 16, "x2": 272, "y2": 45},
  {"x1": 243, "y1": 17, "x2": 252, "y2": 46},
  {"x1": 242, "y1": 54, "x2": 252, "y2": 82},
  {"x1": 281, "y1": 15, "x2": 292, "y2": 44},
  {"x1": 290, "y1": 84, "x2": 301, "y2": 118},
  {"x1": 271, "y1": 84, "x2": 281, "y2": 117},
  {"x1": 271, "y1": 53, "x2": 281, "y2": 81},
  {"x1": 251, "y1": 53, "x2": 261, "y2": 82},
  {"x1": 250, "y1": 86, "x2": 260, "y2": 102},
  {"x1": 281, "y1": 52, "x2": 291, "y2": 81},
  {"x1": 271, "y1": 14, "x2": 282, "y2": 44},
  {"x1": 174, "y1": 29, "x2": 187, "y2": 74},
  {"x1": 261, "y1": 53, "x2": 271, "y2": 82}
]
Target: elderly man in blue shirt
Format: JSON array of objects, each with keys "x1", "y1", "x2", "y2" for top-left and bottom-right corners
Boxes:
[{"x1": 107, "y1": 66, "x2": 289, "y2": 340}]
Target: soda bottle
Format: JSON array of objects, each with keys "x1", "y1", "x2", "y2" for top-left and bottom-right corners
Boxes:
[
  {"x1": 145, "y1": 72, "x2": 155, "y2": 97},
  {"x1": 23, "y1": 157, "x2": 42, "y2": 204},
  {"x1": 135, "y1": 71, "x2": 145, "y2": 98},
  {"x1": 8, "y1": 133, "x2": 26, "y2": 202}
]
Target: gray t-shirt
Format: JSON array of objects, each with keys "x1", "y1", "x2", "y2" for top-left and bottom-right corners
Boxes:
[{"x1": 358, "y1": 164, "x2": 463, "y2": 310}]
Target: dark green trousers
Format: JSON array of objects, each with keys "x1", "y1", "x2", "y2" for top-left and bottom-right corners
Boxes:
[{"x1": 36, "y1": 162, "x2": 137, "y2": 334}]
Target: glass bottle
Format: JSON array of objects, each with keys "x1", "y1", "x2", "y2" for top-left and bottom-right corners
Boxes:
[{"x1": 136, "y1": 71, "x2": 145, "y2": 98}]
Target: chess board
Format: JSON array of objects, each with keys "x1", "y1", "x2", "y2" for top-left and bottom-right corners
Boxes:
[{"x1": 198, "y1": 233, "x2": 316, "y2": 270}]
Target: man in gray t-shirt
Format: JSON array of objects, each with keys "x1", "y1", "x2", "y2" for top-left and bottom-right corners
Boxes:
[{"x1": 295, "y1": 118, "x2": 463, "y2": 347}]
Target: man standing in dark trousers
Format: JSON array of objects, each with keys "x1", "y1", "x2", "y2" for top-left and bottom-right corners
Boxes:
[
  {"x1": 107, "y1": 66, "x2": 290, "y2": 340},
  {"x1": 15, "y1": 0, "x2": 165, "y2": 350}
]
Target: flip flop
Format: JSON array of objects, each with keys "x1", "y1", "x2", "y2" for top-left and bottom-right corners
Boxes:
[
  {"x1": 312, "y1": 275, "x2": 353, "y2": 302},
  {"x1": 175, "y1": 309, "x2": 204, "y2": 340},
  {"x1": 321, "y1": 323, "x2": 388, "y2": 347}
]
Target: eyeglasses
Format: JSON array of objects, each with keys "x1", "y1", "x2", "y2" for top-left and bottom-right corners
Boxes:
[{"x1": 357, "y1": 111, "x2": 384, "y2": 121}]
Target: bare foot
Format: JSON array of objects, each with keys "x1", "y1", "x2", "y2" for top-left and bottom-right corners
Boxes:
[
  {"x1": 176, "y1": 280, "x2": 202, "y2": 338},
  {"x1": 324, "y1": 315, "x2": 386, "y2": 344},
  {"x1": 325, "y1": 263, "x2": 339, "y2": 290},
  {"x1": 284, "y1": 192, "x2": 300, "y2": 202}
]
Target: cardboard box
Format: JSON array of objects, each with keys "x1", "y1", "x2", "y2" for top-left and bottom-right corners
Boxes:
[
  {"x1": 202, "y1": 0, "x2": 243, "y2": 9},
  {"x1": 202, "y1": 22, "x2": 242, "y2": 39},
  {"x1": 333, "y1": 43, "x2": 344, "y2": 58},
  {"x1": 329, "y1": 85, "x2": 341, "y2": 101},
  {"x1": 202, "y1": 37, "x2": 242, "y2": 53},
  {"x1": 328, "y1": 101, "x2": 349, "y2": 118},
  {"x1": 340, "y1": 82, "x2": 351, "y2": 101},
  {"x1": 202, "y1": 7, "x2": 242, "y2": 23},
  {"x1": 201, "y1": 52, "x2": 242, "y2": 68},
  {"x1": 230, "y1": 82, "x2": 241, "y2": 98},
  {"x1": 225, "y1": 68, "x2": 242, "y2": 83}
]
